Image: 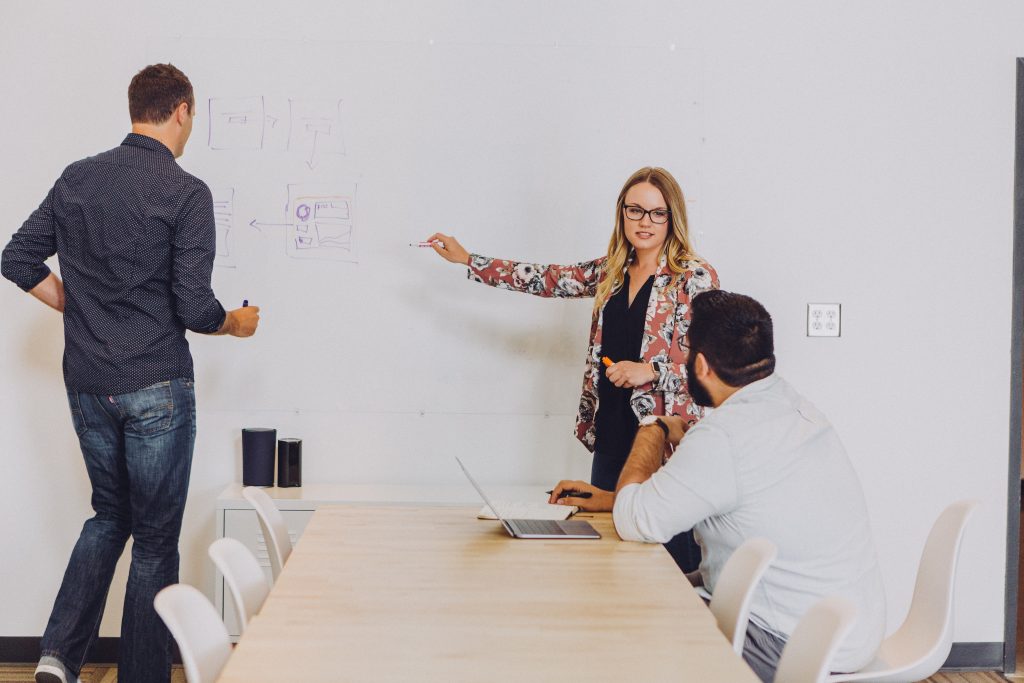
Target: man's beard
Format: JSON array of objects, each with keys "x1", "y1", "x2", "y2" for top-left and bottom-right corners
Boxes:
[{"x1": 686, "y1": 354, "x2": 715, "y2": 408}]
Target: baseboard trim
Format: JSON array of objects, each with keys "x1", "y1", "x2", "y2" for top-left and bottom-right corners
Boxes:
[
  {"x1": 0, "y1": 637, "x2": 180, "y2": 665},
  {"x1": 943, "y1": 642, "x2": 1005, "y2": 670}
]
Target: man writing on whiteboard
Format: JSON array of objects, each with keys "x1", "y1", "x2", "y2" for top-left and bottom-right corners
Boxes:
[
  {"x1": 560, "y1": 290, "x2": 885, "y2": 682},
  {"x1": 1, "y1": 63, "x2": 260, "y2": 683}
]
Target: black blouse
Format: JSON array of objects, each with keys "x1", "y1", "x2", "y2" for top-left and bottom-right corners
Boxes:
[{"x1": 594, "y1": 272, "x2": 655, "y2": 459}]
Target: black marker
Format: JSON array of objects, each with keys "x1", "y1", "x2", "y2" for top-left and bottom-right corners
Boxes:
[
  {"x1": 242, "y1": 299, "x2": 248, "y2": 307},
  {"x1": 546, "y1": 489, "x2": 593, "y2": 500}
]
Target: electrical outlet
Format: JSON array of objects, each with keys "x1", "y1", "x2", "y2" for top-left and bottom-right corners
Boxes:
[{"x1": 807, "y1": 303, "x2": 841, "y2": 337}]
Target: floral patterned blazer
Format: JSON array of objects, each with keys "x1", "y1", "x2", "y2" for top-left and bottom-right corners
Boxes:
[{"x1": 467, "y1": 252, "x2": 719, "y2": 452}]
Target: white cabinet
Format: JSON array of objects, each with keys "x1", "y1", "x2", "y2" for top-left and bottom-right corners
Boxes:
[{"x1": 219, "y1": 507, "x2": 314, "y2": 636}]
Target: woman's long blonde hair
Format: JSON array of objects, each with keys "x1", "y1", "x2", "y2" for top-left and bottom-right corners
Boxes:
[{"x1": 593, "y1": 167, "x2": 697, "y2": 311}]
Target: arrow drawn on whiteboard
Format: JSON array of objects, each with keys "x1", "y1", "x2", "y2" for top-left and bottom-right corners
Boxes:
[
  {"x1": 248, "y1": 219, "x2": 292, "y2": 233},
  {"x1": 306, "y1": 130, "x2": 319, "y2": 170}
]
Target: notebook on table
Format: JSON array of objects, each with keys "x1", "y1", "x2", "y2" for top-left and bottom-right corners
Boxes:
[
  {"x1": 476, "y1": 500, "x2": 577, "y2": 521},
  {"x1": 456, "y1": 457, "x2": 600, "y2": 540}
]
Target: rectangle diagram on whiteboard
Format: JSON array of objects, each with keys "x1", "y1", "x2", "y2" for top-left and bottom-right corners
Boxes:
[
  {"x1": 211, "y1": 189, "x2": 235, "y2": 270},
  {"x1": 211, "y1": 187, "x2": 235, "y2": 263},
  {"x1": 206, "y1": 96, "x2": 344, "y2": 163},
  {"x1": 208, "y1": 97, "x2": 265, "y2": 150},
  {"x1": 286, "y1": 183, "x2": 357, "y2": 262},
  {"x1": 289, "y1": 99, "x2": 346, "y2": 166}
]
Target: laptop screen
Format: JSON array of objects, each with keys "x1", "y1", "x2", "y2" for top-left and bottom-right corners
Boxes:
[{"x1": 455, "y1": 457, "x2": 505, "y2": 521}]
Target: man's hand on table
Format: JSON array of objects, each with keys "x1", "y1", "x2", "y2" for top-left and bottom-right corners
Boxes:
[{"x1": 548, "y1": 480, "x2": 615, "y2": 512}]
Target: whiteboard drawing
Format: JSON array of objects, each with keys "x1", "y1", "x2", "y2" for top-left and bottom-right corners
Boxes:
[
  {"x1": 206, "y1": 96, "x2": 345, "y2": 167},
  {"x1": 288, "y1": 99, "x2": 346, "y2": 169},
  {"x1": 208, "y1": 97, "x2": 265, "y2": 150},
  {"x1": 211, "y1": 187, "x2": 236, "y2": 268},
  {"x1": 249, "y1": 182, "x2": 358, "y2": 263},
  {"x1": 287, "y1": 183, "x2": 356, "y2": 261}
]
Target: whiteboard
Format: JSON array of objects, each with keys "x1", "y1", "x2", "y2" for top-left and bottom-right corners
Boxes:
[{"x1": 145, "y1": 34, "x2": 705, "y2": 480}]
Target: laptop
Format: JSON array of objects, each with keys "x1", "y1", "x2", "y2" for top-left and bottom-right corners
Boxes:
[{"x1": 456, "y1": 457, "x2": 601, "y2": 539}]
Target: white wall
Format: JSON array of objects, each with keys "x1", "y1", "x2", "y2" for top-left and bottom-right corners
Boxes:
[{"x1": 0, "y1": 0, "x2": 1020, "y2": 653}]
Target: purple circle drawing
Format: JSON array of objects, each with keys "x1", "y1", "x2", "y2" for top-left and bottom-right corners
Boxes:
[{"x1": 296, "y1": 203, "x2": 311, "y2": 221}]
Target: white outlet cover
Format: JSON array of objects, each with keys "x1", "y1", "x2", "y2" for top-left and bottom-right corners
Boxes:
[{"x1": 807, "y1": 303, "x2": 841, "y2": 337}]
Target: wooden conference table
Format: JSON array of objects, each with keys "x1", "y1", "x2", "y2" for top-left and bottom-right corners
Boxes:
[{"x1": 216, "y1": 504, "x2": 759, "y2": 682}]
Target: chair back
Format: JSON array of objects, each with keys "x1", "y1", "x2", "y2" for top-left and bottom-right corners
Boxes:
[
  {"x1": 775, "y1": 597, "x2": 857, "y2": 683},
  {"x1": 154, "y1": 584, "x2": 232, "y2": 683},
  {"x1": 874, "y1": 499, "x2": 978, "y2": 681},
  {"x1": 709, "y1": 537, "x2": 778, "y2": 654},
  {"x1": 825, "y1": 499, "x2": 979, "y2": 683},
  {"x1": 209, "y1": 537, "x2": 271, "y2": 631},
  {"x1": 243, "y1": 486, "x2": 293, "y2": 581}
]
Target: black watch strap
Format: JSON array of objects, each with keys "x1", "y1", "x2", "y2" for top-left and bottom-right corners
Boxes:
[{"x1": 642, "y1": 417, "x2": 670, "y2": 439}]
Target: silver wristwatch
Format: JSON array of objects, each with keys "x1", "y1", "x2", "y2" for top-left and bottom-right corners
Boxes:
[{"x1": 638, "y1": 415, "x2": 669, "y2": 438}]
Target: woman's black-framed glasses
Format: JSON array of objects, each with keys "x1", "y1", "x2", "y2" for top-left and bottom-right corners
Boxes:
[{"x1": 623, "y1": 204, "x2": 670, "y2": 224}]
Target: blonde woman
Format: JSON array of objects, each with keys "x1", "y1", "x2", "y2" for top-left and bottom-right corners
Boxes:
[{"x1": 428, "y1": 167, "x2": 718, "y2": 570}]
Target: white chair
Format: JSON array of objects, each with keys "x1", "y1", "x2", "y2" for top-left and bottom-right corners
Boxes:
[
  {"x1": 709, "y1": 537, "x2": 778, "y2": 654},
  {"x1": 208, "y1": 537, "x2": 271, "y2": 632},
  {"x1": 826, "y1": 499, "x2": 978, "y2": 683},
  {"x1": 775, "y1": 597, "x2": 858, "y2": 683},
  {"x1": 153, "y1": 584, "x2": 232, "y2": 683},
  {"x1": 242, "y1": 486, "x2": 293, "y2": 581}
]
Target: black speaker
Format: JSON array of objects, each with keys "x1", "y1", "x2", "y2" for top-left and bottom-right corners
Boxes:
[
  {"x1": 277, "y1": 438, "x2": 302, "y2": 487},
  {"x1": 242, "y1": 428, "x2": 276, "y2": 486}
]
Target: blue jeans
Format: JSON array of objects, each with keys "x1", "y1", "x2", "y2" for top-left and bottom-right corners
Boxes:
[{"x1": 41, "y1": 379, "x2": 196, "y2": 683}]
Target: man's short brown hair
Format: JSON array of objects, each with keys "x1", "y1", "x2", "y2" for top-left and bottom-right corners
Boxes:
[{"x1": 128, "y1": 63, "x2": 194, "y2": 124}]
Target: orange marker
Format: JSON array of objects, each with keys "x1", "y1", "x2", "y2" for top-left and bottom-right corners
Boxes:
[{"x1": 602, "y1": 356, "x2": 614, "y2": 367}]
